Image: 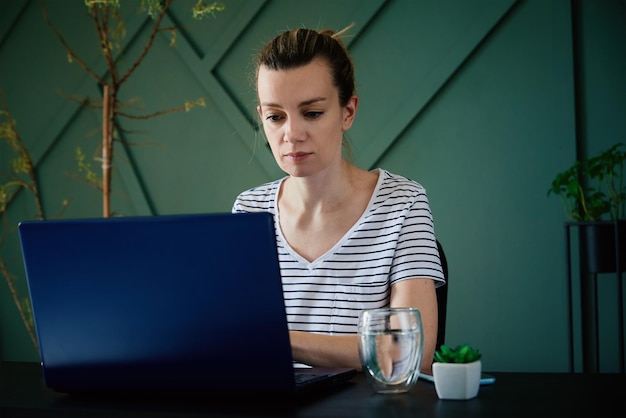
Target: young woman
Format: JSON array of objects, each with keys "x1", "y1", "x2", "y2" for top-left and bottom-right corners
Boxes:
[{"x1": 232, "y1": 27, "x2": 445, "y2": 374}]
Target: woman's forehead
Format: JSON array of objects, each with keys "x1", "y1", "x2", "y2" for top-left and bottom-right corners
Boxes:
[{"x1": 257, "y1": 58, "x2": 335, "y2": 105}]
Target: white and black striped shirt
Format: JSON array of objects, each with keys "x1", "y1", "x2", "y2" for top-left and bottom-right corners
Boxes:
[{"x1": 232, "y1": 168, "x2": 445, "y2": 335}]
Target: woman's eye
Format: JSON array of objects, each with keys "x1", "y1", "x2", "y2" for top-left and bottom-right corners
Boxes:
[
  {"x1": 265, "y1": 114, "x2": 282, "y2": 122},
  {"x1": 305, "y1": 111, "x2": 323, "y2": 119}
]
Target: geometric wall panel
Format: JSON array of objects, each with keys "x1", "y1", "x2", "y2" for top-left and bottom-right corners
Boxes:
[{"x1": 1, "y1": 0, "x2": 625, "y2": 373}]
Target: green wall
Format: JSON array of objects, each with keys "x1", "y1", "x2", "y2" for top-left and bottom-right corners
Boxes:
[{"x1": 1, "y1": 0, "x2": 624, "y2": 372}]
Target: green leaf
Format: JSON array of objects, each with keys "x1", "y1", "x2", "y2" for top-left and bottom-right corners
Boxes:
[
  {"x1": 548, "y1": 142, "x2": 626, "y2": 221},
  {"x1": 434, "y1": 344, "x2": 481, "y2": 363}
]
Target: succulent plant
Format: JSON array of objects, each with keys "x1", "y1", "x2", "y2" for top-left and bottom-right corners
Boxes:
[{"x1": 434, "y1": 344, "x2": 481, "y2": 364}]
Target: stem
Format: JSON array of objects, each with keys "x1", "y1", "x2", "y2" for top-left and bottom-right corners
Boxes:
[
  {"x1": 2, "y1": 104, "x2": 45, "y2": 220},
  {"x1": 118, "y1": 0, "x2": 173, "y2": 86},
  {"x1": 0, "y1": 258, "x2": 38, "y2": 351},
  {"x1": 0, "y1": 97, "x2": 41, "y2": 352},
  {"x1": 102, "y1": 84, "x2": 112, "y2": 218},
  {"x1": 117, "y1": 104, "x2": 192, "y2": 120},
  {"x1": 577, "y1": 183, "x2": 593, "y2": 221},
  {"x1": 92, "y1": 3, "x2": 120, "y2": 87},
  {"x1": 607, "y1": 170, "x2": 618, "y2": 220},
  {"x1": 40, "y1": 0, "x2": 103, "y2": 84}
]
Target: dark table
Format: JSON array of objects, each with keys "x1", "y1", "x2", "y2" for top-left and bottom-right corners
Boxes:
[{"x1": 1, "y1": 362, "x2": 625, "y2": 417}]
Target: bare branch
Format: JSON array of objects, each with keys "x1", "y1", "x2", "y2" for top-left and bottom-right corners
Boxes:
[
  {"x1": 53, "y1": 89, "x2": 100, "y2": 109},
  {"x1": 0, "y1": 95, "x2": 44, "y2": 220},
  {"x1": 118, "y1": 0, "x2": 173, "y2": 86},
  {"x1": 65, "y1": 171, "x2": 103, "y2": 193},
  {"x1": 40, "y1": 0, "x2": 103, "y2": 84},
  {"x1": 0, "y1": 258, "x2": 39, "y2": 351},
  {"x1": 90, "y1": 3, "x2": 119, "y2": 87},
  {"x1": 116, "y1": 107, "x2": 185, "y2": 120},
  {"x1": 116, "y1": 98, "x2": 206, "y2": 120}
]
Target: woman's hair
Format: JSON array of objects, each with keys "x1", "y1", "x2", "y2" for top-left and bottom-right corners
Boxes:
[{"x1": 255, "y1": 26, "x2": 355, "y2": 107}]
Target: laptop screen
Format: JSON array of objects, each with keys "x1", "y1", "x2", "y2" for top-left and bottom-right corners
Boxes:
[{"x1": 19, "y1": 212, "x2": 300, "y2": 393}]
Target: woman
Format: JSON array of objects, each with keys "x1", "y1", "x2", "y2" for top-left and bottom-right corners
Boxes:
[{"x1": 232, "y1": 27, "x2": 445, "y2": 374}]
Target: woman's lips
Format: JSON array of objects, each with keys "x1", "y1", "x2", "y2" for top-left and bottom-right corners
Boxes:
[{"x1": 285, "y1": 152, "x2": 311, "y2": 163}]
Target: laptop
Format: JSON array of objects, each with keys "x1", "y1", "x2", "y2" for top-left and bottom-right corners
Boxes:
[{"x1": 18, "y1": 212, "x2": 356, "y2": 396}]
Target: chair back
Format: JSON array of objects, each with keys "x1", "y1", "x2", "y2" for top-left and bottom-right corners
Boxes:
[{"x1": 435, "y1": 240, "x2": 448, "y2": 350}]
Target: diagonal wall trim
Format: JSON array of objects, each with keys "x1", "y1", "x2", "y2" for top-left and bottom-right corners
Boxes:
[
  {"x1": 344, "y1": 0, "x2": 390, "y2": 50},
  {"x1": 166, "y1": 9, "x2": 205, "y2": 60},
  {"x1": 200, "y1": 0, "x2": 268, "y2": 69},
  {"x1": 207, "y1": 0, "x2": 388, "y2": 179},
  {"x1": 0, "y1": 0, "x2": 30, "y2": 50},
  {"x1": 355, "y1": 0, "x2": 518, "y2": 169},
  {"x1": 370, "y1": 0, "x2": 521, "y2": 169},
  {"x1": 159, "y1": 13, "x2": 284, "y2": 180}
]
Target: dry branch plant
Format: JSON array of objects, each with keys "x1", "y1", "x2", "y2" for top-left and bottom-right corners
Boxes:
[
  {"x1": 1, "y1": 0, "x2": 225, "y2": 352},
  {"x1": 0, "y1": 103, "x2": 46, "y2": 351},
  {"x1": 41, "y1": 0, "x2": 224, "y2": 217}
]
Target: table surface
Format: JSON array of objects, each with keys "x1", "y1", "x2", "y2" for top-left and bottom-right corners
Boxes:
[{"x1": 1, "y1": 362, "x2": 625, "y2": 418}]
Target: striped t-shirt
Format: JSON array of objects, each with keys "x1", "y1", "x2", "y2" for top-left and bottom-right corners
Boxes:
[{"x1": 232, "y1": 168, "x2": 445, "y2": 335}]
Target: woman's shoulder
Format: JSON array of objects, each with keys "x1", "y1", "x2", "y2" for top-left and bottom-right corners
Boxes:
[
  {"x1": 238, "y1": 178, "x2": 283, "y2": 197},
  {"x1": 366, "y1": 169, "x2": 433, "y2": 220},
  {"x1": 233, "y1": 177, "x2": 284, "y2": 212},
  {"x1": 376, "y1": 168, "x2": 427, "y2": 195}
]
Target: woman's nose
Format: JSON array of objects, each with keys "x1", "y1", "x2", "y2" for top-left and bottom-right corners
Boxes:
[{"x1": 283, "y1": 118, "x2": 304, "y2": 143}]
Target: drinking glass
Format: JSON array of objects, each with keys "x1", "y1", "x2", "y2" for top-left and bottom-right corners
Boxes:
[{"x1": 358, "y1": 307, "x2": 424, "y2": 394}]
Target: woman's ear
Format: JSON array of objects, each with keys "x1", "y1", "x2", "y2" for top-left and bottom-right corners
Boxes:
[
  {"x1": 342, "y1": 95, "x2": 358, "y2": 130},
  {"x1": 257, "y1": 105, "x2": 263, "y2": 120}
]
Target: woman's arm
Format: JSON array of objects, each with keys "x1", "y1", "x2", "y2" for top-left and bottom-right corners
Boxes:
[
  {"x1": 289, "y1": 278, "x2": 438, "y2": 374},
  {"x1": 289, "y1": 332, "x2": 362, "y2": 370},
  {"x1": 389, "y1": 278, "x2": 438, "y2": 375}
]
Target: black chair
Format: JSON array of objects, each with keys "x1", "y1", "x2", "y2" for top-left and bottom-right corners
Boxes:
[{"x1": 435, "y1": 240, "x2": 449, "y2": 350}]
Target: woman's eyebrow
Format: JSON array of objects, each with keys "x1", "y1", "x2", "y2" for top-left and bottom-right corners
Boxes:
[
  {"x1": 259, "y1": 101, "x2": 281, "y2": 108},
  {"x1": 299, "y1": 97, "x2": 326, "y2": 107},
  {"x1": 260, "y1": 97, "x2": 327, "y2": 108}
]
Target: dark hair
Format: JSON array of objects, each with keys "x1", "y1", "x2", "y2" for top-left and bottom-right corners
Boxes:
[{"x1": 255, "y1": 26, "x2": 355, "y2": 107}]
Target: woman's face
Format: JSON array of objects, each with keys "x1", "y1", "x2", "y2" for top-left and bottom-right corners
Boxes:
[{"x1": 256, "y1": 57, "x2": 357, "y2": 178}]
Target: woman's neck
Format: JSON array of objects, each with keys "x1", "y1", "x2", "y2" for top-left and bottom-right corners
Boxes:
[{"x1": 281, "y1": 162, "x2": 372, "y2": 214}]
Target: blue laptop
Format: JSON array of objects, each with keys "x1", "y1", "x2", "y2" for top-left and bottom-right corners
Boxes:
[{"x1": 18, "y1": 212, "x2": 355, "y2": 395}]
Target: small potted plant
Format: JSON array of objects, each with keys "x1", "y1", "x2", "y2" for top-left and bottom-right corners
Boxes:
[
  {"x1": 547, "y1": 142, "x2": 625, "y2": 273},
  {"x1": 548, "y1": 142, "x2": 625, "y2": 222},
  {"x1": 432, "y1": 344, "x2": 482, "y2": 400}
]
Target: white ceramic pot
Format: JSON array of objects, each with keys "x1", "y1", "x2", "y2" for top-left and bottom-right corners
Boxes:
[{"x1": 432, "y1": 360, "x2": 481, "y2": 400}]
